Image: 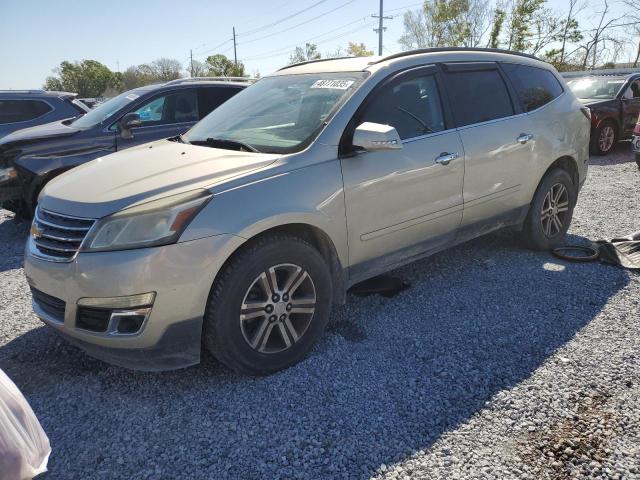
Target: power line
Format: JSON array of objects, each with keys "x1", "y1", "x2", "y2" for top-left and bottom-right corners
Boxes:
[
  {"x1": 238, "y1": 0, "x2": 358, "y2": 46},
  {"x1": 239, "y1": 0, "x2": 331, "y2": 37},
  {"x1": 243, "y1": 19, "x2": 377, "y2": 61}
]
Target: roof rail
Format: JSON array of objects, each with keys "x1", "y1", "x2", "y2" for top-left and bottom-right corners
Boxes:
[
  {"x1": 560, "y1": 68, "x2": 640, "y2": 78},
  {"x1": 0, "y1": 90, "x2": 77, "y2": 96},
  {"x1": 164, "y1": 76, "x2": 257, "y2": 85},
  {"x1": 373, "y1": 47, "x2": 541, "y2": 64},
  {"x1": 278, "y1": 56, "x2": 357, "y2": 71},
  {"x1": 0, "y1": 89, "x2": 45, "y2": 94}
]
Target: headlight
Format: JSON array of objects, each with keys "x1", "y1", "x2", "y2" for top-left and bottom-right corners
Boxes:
[{"x1": 82, "y1": 189, "x2": 212, "y2": 252}]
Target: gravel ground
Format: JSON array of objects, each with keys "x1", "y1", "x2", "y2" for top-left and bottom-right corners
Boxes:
[{"x1": 0, "y1": 144, "x2": 639, "y2": 479}]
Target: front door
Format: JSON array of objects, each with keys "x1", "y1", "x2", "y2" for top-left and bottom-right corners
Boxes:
[
  {"x1": 116, "y1": 89, "x2": 199, "y2": 150},
  {"x1": 340, "y1": 66, "x2": 465, "y2": 280},
  {"x1": 621, "y1": 79, "x2": 640, "y2": 136}
]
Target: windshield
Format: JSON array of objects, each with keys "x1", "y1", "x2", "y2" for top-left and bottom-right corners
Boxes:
[
  {"x1": 184, "y1": 72, "x2": 367, "y2": 154},
  {"x1": 71, "y1": 90, "x2": 143, "y2": 128},
  {"x1": 566, "y1": 77, "x2": 625, "y2": 100}
]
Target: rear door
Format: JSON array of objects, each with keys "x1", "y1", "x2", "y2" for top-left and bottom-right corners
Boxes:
[
  {"x1": 197, "y1": 85, "x2": 244, "y2": 119},
  {"x1": 441, "y1": 62, "x2": 535, "y2": 235},
  {"x1": 115, "y1": 88, "x2": 199, "y2": 149}
]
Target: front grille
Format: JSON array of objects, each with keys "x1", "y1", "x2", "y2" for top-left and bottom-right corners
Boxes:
[
  {"x1": 30, "y1": 286, "x2": 66, "y2": 322},
  {"x1": 76, "y1": 307, "x2": 111, "y2": 332},
  {"x1": 32, "y1": 208, "x2": 95, "y2": 261}
]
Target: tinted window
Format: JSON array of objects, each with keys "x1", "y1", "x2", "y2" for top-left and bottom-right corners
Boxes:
[
  {"x1": 132, "y1": 89, "x2": 198, "y2": 126},
  {"x1": 444, "y1": 69, "x2": 514, "y2": 127},
  {"x1": 198, "y1": 87, "x2": 243, "y2": 118},
  {"x1": 360, "y1": 73, "x2": 445, "y2": 139},
  {"x1": 0, "y1": 99, "x2": 52, "y2": 124},
  {"x1": 502, "y1": 63, "x2": 564, "y2": 112}
]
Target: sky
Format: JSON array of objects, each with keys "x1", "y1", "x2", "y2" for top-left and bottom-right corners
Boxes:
[{"x1": 0, "y1": 0, "x2": 633, "y2": 90}]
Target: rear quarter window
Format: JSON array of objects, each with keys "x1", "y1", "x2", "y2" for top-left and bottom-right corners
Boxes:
[
  {"x1": 0, "y1": 99, "x2": 52, "y2": 124},
  {"x1": 502, "y1": 63, "x2": 564, "y2": 112},
  {"x1": 443, "y1": 68, "x2": 515, "y2": 127}
]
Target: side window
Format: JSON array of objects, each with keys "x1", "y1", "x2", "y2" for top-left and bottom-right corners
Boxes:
[
  {"x1": 197, "y1": 87, "x2": 243, "y2": 119},
  {"x1": 444, "y1": 68, "x2": 514, "y2": 127},
  {"x1": 359, "y1": 73, "x2": 446, "y2": 140},
  {"x1": 623, "y1": 79, "x2": 640, "y2": 99},
  {"x1": 131, "y1": 90, "x2": 198, "y2": 126},
  {"x1": 0, "y1": 100, "x2": 52, "y2": 124},
  {"x1": 502, "y1": 63, "x2": 564, "y2": 111}
]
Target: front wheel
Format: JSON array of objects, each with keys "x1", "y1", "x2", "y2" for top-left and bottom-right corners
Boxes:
[
  {"x1": 521, "y1": 169, "x2": 577, "y2": 251},
  {"x1": 203, "y1": 235, "x2": 332, "y2": 375}
]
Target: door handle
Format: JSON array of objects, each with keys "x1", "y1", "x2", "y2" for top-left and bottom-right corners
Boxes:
[
  {"x1": 434, "y1": 152, "x2": 459, "y2": 166},
  {"x1": 517, "y1": 133, "x2": 534, "y2": 144}
]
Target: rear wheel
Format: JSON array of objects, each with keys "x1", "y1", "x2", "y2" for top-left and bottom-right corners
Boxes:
[
  {"x1": 591, "y1": 121, "x2": 616, "y2": 155},
  {"x1": 203, "y1": 235, "x2": 332, "y2": 375},
  {"x1": 521, "y1": 169, "x2": 577, "y2": 251}
]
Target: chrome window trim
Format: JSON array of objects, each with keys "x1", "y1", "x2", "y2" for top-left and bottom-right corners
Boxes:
[
  {"x1": 401, "y1": 127, "x2": 458, "y2": 144},
  {"x1": 456, "y1": 111, "x2": 529, "y2": 132}
]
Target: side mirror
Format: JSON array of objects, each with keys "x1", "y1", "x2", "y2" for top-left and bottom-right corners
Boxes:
[
  {"x1": 119, "y1": 112, "x2": 142, "y2": 139},
  {"x1": 352, "y1": 122, "x2": 402, "y2": 151}
]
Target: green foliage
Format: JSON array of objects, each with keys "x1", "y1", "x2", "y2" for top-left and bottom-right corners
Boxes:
[
  {"x1": 289, "y1": 43, "x2": 321, "y2": 64},
  {"x1": 346, "y1": 42, "x2": 373, "y2": 57},
  {"x1": 508, "y1": 0, "x2": 545, "y2": 52},
  {"x1": 43, "y1": 60, "x2": 117, "y2": 97},
  {"x1": 205, "y1": 54, "x2": 246, "y2": 77},
  {"x1": 489, "y1": 8, "x2": 506, "y2": 48}
]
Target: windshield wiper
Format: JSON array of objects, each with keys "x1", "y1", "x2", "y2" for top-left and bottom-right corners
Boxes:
[{"x1": 191, "y1": 137, "x2": 260, "y2": 153}]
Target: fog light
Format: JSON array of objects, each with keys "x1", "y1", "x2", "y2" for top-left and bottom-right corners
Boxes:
[
  {"x1": 77, "y1": 292, "x2": 156, "y2": 309},
  {"x1": 111, "y1": 310, "x2": 149, "y2": 334}
]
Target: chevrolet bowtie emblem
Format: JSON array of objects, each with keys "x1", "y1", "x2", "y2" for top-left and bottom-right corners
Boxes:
[{"x1": 30, "y1": 223, "x2": 43, "y2": 239}]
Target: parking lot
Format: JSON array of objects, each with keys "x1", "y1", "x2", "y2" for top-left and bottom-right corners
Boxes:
[{"x1": 0, "y1": 145, "x2": 638, "y2": 479}]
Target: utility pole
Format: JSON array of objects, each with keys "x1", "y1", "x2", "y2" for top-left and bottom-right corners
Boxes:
[
  {"x1": 233, "y1": 27, "x2": 238, "y2": 66},
  {"x1": 372, "y1": 0, "x2": 393, "y2": 56},
  {"x1": 190, "y1": 49, "x2": 194, "y2": 77}
]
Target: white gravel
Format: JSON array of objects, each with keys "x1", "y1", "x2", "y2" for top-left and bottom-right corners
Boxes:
[{"x1": 0, "y1": 144, "x2": 638, "y2": 479}]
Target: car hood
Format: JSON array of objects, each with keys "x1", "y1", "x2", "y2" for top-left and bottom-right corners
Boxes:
[
  {"x1": 0, "y1": 119, "x2": 79, "y2": 146},
  {"x1": 40, "y1": 139, "x2": 280, "y2": 218}
]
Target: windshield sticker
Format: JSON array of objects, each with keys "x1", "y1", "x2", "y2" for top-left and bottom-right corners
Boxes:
[
  {"x1": 125, "y1": 93, "x2": 140, "y2": 100},
  {"x1": 310, "y1": 79, "x2": 355, "y2": 90}
]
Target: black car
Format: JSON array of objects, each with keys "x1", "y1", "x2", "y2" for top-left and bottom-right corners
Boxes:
[
  {"x1": 0, "y1": 78, "x2": 249, "y2": 216},
  {"x1": 0, "y1": 90, "x2": 89, "y2": 138},
  {"x1": 563, "y1": 70, "x2": 640, "y2": 155}
]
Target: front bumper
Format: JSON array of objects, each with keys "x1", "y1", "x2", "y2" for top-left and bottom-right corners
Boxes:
[{"x1": 24, "y1": 233, "x2": 245, "y2": 371}]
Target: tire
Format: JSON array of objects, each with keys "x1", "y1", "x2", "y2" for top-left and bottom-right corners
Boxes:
[
  {"x1": 590, "y1": 121, "x2": 617, "y2": 156},
  {"x1": 203, "y1": 234, "x2": 332, "y2": 375},
  {"x1": 521, "y1": 168, "x2": 577, "y2": 251}
]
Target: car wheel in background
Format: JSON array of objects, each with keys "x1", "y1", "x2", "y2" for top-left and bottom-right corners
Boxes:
[
  {"x1": 591, "y1": 121, "x2": 616, "y2": 156},
  {"x1": 521, "y1": 168, "x2": 577, "y2": 251},
  {"x1": 203, "y1": 234, "x2": 332, "y2": 375}
]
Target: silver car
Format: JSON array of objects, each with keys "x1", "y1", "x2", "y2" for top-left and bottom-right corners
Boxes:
[{"x1": 24, "y1": 49, "x2": 590, "y2": 374}]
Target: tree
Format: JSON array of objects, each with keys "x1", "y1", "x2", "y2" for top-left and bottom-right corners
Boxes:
[
  {"x1": 43, "y1": 60, "x2": 117, "y2": 97},
  {"x1": 205, "y1": 54, "x2": 246, "y2": 77},
  {"x1": 506, "y1": 0, "x2": 545, "y2": 52},
  {"x1": 557, "y1": 0, "x2": 583, "y2": 64},
  {"x1": 572, "y1": 0, "x2": 624, "y2": 69},
  {"x1": 290, "y1": 43, "x2": 321, "y2": 64},
  {"x1": 147, "y1": 58, "x2": 183, "y2": 81},
  {"x1": 346, "y1": 42, "x2": 374, "y2": 56},
  {"x1": 489, "y1": 7, "x2": 507, "y2": 48},
  {"x1": 189, "y1": 60, "x2": 207, "y2": 77},
  {"x1": 399, "y1": 0, "x2": 490, "y2": 50}
]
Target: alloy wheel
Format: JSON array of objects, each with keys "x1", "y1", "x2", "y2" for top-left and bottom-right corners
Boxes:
[
  {"x1": 599, "y1": 125, "x2": 615, "y2": 153},
  {"x1": 540, "y1": 182, "x2": 569, "y2": 238},
  {"x1": 239, "y1": 263, "x2": 316, "y2": 354}
]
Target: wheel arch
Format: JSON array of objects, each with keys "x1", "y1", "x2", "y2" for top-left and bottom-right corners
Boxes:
[
  {"x1": 542, "y1": 155, "x2": 579, "y2": 188},
  {"x1": 213, "y1": 222, "x2": 347, "y2": 305}
]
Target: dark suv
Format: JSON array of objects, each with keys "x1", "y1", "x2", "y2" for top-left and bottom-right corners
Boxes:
[
  {"x1": 0, "y1": 78, "x2": 249, "y2": 216},
  {"x1": 0, "y1": 90, "x2": 88, "y2": 138},
  {"x1": 563, "y1": 70, "x2": 640, "y2": 155}
]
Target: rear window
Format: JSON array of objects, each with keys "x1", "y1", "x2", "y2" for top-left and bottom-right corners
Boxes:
[
  {"x1": 443, "y1": 68, "x2": 515, "y2": 127},
  {"x1": 197, "y1": 86, "x2": 243, "y2": 119},
  {"x1": 0, "y1": 99, "x2": 52, "y2": 124},
  {"x1": 502, "y1": 63, "x2": 564, "y2": 112}
]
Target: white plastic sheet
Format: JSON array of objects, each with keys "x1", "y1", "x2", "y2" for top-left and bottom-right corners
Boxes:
[{"x1": 0, "y1": 369, "x2": 50, "y2": 480}]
